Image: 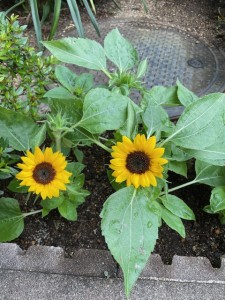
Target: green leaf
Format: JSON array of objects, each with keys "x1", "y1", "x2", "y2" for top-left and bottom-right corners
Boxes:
[
  {"x1": 43, "y1": 37, "x2": 107, "y2": 71},
  {"x1": 104, "y1": 28, "x2": 138, "y2": 71},
  {"x1": 210, "y1": 187, "x2": 225, "y2": 213},
  {"x1": 101, "y1": 186, "x2": 159, "y2": 297},
  {"x1": 44, "y1": 87, "x2": 75, "y2": 100},
  {"x1": 40, "y1": 195, "x2": 64, "y2": 211},
  {"x1": 169, "y1": 143, "x2": 192, "y2": 162},
  {"x1": 161, "y1": 194, "x2": 195, "y2": 220},
  {"x1": 55, "y1": 65, "x2": 77, "y2": 93},
  {"x1": 176, "y1": 79, "x2": 198, "y2": 106},
  {"x1": 142, "y1": 104, "x2": 170, "y2": 137},
  {"x1": 0, "y1": 107, "x2": 46, "y2": 151},
  {"x1": 107, "y1": 170, "x2": 126, "y2": 191},
  {"x1": 58, "y1": 199, "x2": 77, "y2": 221},
  {"x1": 30, "y1": 123, "x2": 47, "y2": 151},
  {"x1": 119, "y1": 101, "x2": 140, "y2": 139},
  {"x1": 46, "y1": 98, "x2": 83, "y2": 125},
  {"x1": 203, "y1": 205, "x2": 214, "y2": 214},
  {"x1": 161, "y1": 205, "x2": 185, "y2": 238},
  {"x1": 168, "y1": 160, "x2": 187, "y2": 177},
  {"x1": 195, "y1": 160, "x2": 225, "y2": 186},
  {"x1": 66, "y1": 184, "x2": 90, "y2": 198},
  {"x1": 0, "y1": 197, "x2": 24, "y2": 242},
  {"x1": 79, "y1": 88, "x2": 130, "y2": 134},
  {"x1": 141, "y1": 86, "x2": 180, "y2": 107},
  {"x1": 137, "y1": 58, "x2": 148, "y2": 79},
  {"x1": 42, "y1": 208, "x2": 50, "y2": 217},
  {"x1": 7, "y1": 178, "x2": 28, "y2": 193},
  {"x1": 74, "y1": 73, "x2": 94, "y2": 93},
  {"x1": 183, "y1": 143, "x2": 225, "y2": 166},
  {"x1": 67, "y1": 162, "x2": 85, "y2": 178},
  {"x1": 168, "y1": 93, "x2": 225, "y2": 150},
  {"x1": 219, "y1": 211, "x2": 225, "y2": 224}
]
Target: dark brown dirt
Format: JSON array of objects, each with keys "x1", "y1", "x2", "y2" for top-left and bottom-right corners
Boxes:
[{"x1": 2, "y1": 0, "x2": 225, "y2": 267}]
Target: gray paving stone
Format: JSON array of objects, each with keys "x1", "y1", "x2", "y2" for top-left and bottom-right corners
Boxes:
[
  {"x1": 1, "y1": 269, "x2": 225, "y2": 300},
  {"x1": 1, "y1": 244, "x2": 225, "y2": 299},
  {"x1": 0, "y1": 243, "x2": 117, "y2": 277}
]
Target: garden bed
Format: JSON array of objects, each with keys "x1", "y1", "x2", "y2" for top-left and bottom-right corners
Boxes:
[{"x1": 12, "y1": 144, "x2": 225, "y2": 268}]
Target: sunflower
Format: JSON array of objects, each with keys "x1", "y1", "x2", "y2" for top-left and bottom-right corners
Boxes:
[
  {"x1": 110, "y1": 134, "x2": 168, "y2": 189},
  {"x1": 16, "y1": 147, "x2": 72, "y2": 200}
]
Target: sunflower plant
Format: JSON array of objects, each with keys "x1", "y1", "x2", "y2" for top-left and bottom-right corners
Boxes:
[{"x1": 1, "y1": 28, "x2": 225, "y2": 298}]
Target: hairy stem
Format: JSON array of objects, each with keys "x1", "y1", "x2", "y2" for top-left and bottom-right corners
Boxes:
[
  {"x1": 161, "y1": 179, "x2": 196, "y2": 195},
  {"x1": 23, "y1": 209, "x2": 42, "y2": 218}
]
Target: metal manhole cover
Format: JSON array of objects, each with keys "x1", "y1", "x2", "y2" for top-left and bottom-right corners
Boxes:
[{"x1": 66, "y1": 19, "x2": 225, "y2": 96}]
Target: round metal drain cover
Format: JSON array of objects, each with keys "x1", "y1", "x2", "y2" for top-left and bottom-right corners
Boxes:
[{"x1": 67, "y1": 19, "x2": 225, "y2": 96}]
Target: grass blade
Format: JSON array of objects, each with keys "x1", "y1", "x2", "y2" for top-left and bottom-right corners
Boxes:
[
  {"x1": 89, "y1": 0, "x2": 96, "y2": 14},
  {"x1": 67, "y1": 0, "x2": 85, "y2": 37},
  {"x1": 5, "y1": 0, "x2": 25, "y2": 15},
  {"x1": 48, "y1": 0, "x2": 62, "y2": 40},
  {"x1": 82, "y1": 0, "x2": 100, "y2": 36},
  {"x1": 140, "y1": 0, "x2": 148, "y2": 12},
  {"x1": 29, "y1": 0, "x2": 43, "y2": 49}
]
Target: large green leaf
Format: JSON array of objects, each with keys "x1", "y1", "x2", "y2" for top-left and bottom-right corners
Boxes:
[
  {"x1": 79, "y1": 88, "x2": 131, "y2": 134},
  {"x1": 43, "y1": 37, "x2": 107, "y2": 71},
  {"x1": 194, "y1": 160, "x2": 225, "y2": 186},
  {"x1": 167, "y1": 93, "x2": 225, "y2": 150},
  {"x1": 104, "y1": 28, "x2": 138, "y2": 71},
  {"x1": 101, "y1": 186, "x2": 159, "y2": 297},
  {"x1": 141, "y1": 86, "x2": 180, "y2": 107},
  {"x1": 0, "y1": 107, "x2": 46, "y2": 151},
  {"x1": 0, "y1": 197, "x2": 24, "y2": 242},
  {"x1": 161, "y1": 194, "x2": 195, "y2": 220},
  {"x1": 184, "y1": 143, "x2": 225, "y2": 166}
]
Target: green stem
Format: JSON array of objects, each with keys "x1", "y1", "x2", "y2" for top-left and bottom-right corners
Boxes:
[
  {"x1": 25, "y1": 192, "x2": 31, "y2": 205},
  {"x1": 102, "y1": 69, "x2": 112, "y2": 79},
  {"x1": 53, "y1": 131, "x2": 62, "y2": 152},
  {"x1": 55, "y1": 135, "x2": 61, "y2": 152},
  {"x1": 161, "y1": 179, "x2": 196, "y2": 195},
  {"x1": 23, "y1": 209, "x2": 42, "y2": 218},
  {"x1": 61, "y1": 121, "x2": 82, "y2": 139},
  {"x1": 92, "y1": 138, "x2": 112, "y2": 153}
]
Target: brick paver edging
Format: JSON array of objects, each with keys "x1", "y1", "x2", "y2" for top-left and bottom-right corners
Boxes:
[{"x1": 1, "y1": 243, "x2": 225, "y2": 284}]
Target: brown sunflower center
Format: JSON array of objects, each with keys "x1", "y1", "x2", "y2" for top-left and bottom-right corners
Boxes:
[
  {"x1": 33, "y1": 162, "x2": 56, "y2": 184},
  {"x1": 126, "y1": 151, "x2": 150, "y2": 174}
]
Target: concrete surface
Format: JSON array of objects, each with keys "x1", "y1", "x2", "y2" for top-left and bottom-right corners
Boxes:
[{"x1": 1, "y1": 243, "x2": 225, "y2": 300}]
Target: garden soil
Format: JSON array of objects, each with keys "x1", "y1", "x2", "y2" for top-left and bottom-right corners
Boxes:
[{"x1": 1, "y1": 0, "x2": 225, "y2": 267}]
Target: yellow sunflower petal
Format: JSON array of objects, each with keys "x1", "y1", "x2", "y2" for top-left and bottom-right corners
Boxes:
[
  {"x1": 131, "y1": 173, "x2": 140, "y2": 189},
  {"x1": 43, "y1": 147, "x2": 54, "y2": 162},
  {"x1": 146, "y1": 136, "x2": 157, "y2": 153},
  {"x1": 151, "y1": 148, "x2": 165, "y2": 158},
  {"x1": 34, "y1": 147, "x2": 44, "y2": 164}
]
